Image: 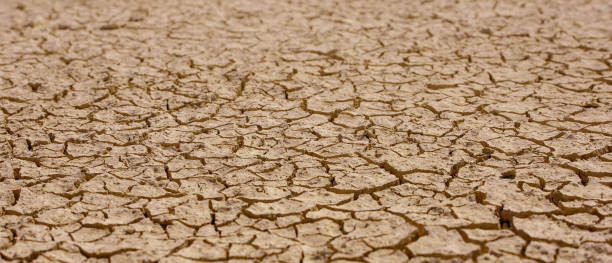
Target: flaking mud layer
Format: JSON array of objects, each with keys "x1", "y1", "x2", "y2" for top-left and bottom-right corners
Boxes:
[{"x1": 0, "y1": 0, "x2": 611, "y2": 262}]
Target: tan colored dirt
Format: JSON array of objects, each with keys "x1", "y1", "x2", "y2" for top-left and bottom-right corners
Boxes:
[{"x1": 0, "y1": 0, "x2": 611, "y2": 262}]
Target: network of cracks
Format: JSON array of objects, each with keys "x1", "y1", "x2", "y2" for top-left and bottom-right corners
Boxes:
[{"x1": 0, "y1": 0, "x2": 611, "y2": 262}]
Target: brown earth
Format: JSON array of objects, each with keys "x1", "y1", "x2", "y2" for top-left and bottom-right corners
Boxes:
[{"x1": 0, "y1": 0, "x2": 611, "y2": 262}]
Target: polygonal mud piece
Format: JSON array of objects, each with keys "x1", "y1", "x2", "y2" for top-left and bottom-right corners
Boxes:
[
  {"x1": 364, "y1": 249, "x2": 409, "y2": 263},
  {"x1": 166, "y1": 221, "x2": 195, "y2": 239},
  {"x1": 305, "y1": 208, "x2": 351, "y2": 220},
  {"x1": 174, "y1": 239, "x2": 227, "y2": 261},
  {"x1": 451, "y1": 204, "x2": 498, "y2": 226},
  {"x1": 330, "y1": 238, "x2": 373, "y2": 259},
  {"x1": 407, "y1": 226, "x2": 479, "y2": 257},
  {"x1": 246, "y1": 199, "x2": 315, "y2": 216},
  {"x1": 556, "y1": 242, "x2": 612, "y2": 263},
  {"x1": 229, "y1": 244, "x2": 265, "y2": 259},
  {"x1": 41, "y1": 249, "x2": 88, "y2": 263},
  {"x1": 410, "y1": 257, "x2": 472, "y2": 263},
  {"x1": 223, "y1": 185, "x2": 291, "y2": 201},
  {"x1": 485, "y1": 236, "x2": 526, "y2": 254},
  {"x1": 292, "y1": 189, "x2": 353, "y2": 206},
  {"x1": 344, "y1": 213, "x2": 418, "y2": 248},
  {"x1": 251, "y1": 231, "x2": 298, "y2": 250},
  {"x1": 330, "y1": 194, "x2": 381, "y2": 211},
  {"x1": 0, "y1": 241, "x2": 57, "y2": 260},
  {"x1": 331, "y1": 168, "x2": 398, "y2": 193},
  {"x1": 71, "y1": 227, "x2": 111, "y2": 242},
  {"x1": 295, "y1": 219, "x2": 341, "y2": 246},
  {"x1": 7, "y1": 189, "x2": 69, "y2": 214},
  {"x1": 525, "y1": 241, "x2": 558, "y2": 263},
  {"x1": 545, "y1": 133, "x2": 610, "y2": 159},
  {"x1": 173, "y1": 199, "x2": 213, "y2": 227},
  {"x1": 35, "y1": 208, "x2": 83, "y2": 226},
  {"x1": 478, "y1": 178, "x2": 558, "y2": 213},
  {"x1": 461, "y1": 229, "x2": 515, "y2": 242},
  {"x1": 552, "y1": 213, "x2": 600, "y2": 228},
  {"x1": 478, "y1": 252, "x2": 538, "y2": 263},
  {"x1": 567, "y1": 158, "x2": 612, "y2": 176},
  {"x1": 560, "y1": 182, "x2": 612, "y2": 201},
  {"x1": 81, "y1": 207, "x2": 143, "y2": 226},
  {"x1": 514, "y1": 215, "x2": 610, "y2": 245},
  {"x1": 302, "y1": 245, "x2": 334, "y2": 263},
  {"x1": 401, "y1": 172, "x2": 450, "y2": 192}
]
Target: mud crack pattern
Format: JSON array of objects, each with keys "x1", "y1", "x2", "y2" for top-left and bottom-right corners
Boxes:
[{"x1": 1, "y1": 0, "x2": 611, "y2": 262}]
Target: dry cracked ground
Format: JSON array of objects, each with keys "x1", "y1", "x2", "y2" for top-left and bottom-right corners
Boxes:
[{"x1": 0, "y1": 0, "x2": 611, "y2": 262}]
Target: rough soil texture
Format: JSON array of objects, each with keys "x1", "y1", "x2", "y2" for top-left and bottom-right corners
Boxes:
[{"x1": 0, "y1": 0, "x2": 611, "y2": 262}]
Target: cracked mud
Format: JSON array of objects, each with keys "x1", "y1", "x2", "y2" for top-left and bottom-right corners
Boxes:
[{"x1": 1, "y1": 0, "x2": 611, "y2": 262}]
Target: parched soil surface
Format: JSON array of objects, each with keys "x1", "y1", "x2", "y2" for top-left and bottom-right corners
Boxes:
[{"x1": 0, "y1": 0, "x2": 611, "y2": 262}]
